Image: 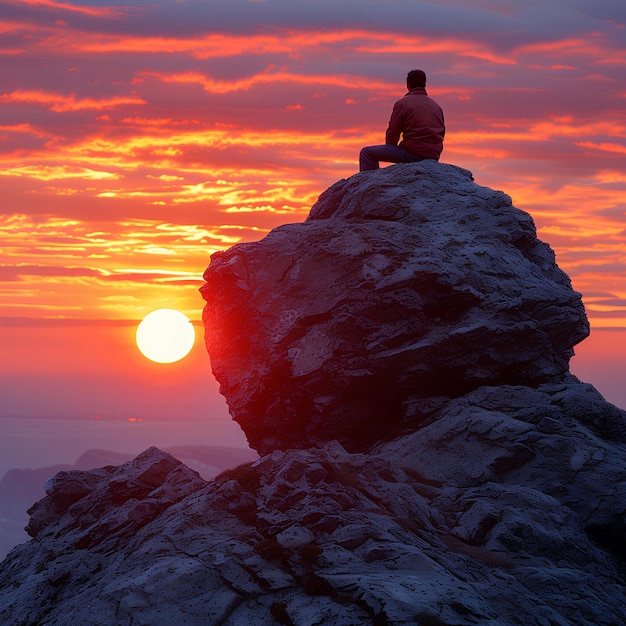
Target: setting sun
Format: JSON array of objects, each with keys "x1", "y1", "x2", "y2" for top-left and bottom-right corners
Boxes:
[{"x1": 136, "y1": 309, "x2": 195, "y2": 364}]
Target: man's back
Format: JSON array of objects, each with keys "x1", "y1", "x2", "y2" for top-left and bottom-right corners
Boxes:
[
  {"x1": 386, "y1": 87, "x2": 445, "y2": 161},
  {"x1": 359, "y1": 69, "x2": 445, "y2": 171}
]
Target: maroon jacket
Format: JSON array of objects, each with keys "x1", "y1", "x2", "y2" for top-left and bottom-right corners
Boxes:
[{"x1": 385, "y1": 87, "x2": 445, "y2": 160}]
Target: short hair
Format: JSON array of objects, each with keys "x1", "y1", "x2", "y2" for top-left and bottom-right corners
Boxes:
[{"x1": 407, "y1": 69, "x2": 427, "y2": 89}]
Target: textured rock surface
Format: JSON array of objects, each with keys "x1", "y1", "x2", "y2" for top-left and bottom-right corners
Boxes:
[
  {"x1": 0, "y1": 446, "x2": 257, "y2": 560},
  {"x1": 1, "y1": 393, "x2": 626, "y2": 626},
  {"x1": 201, "y1": 161, "x2": 589, "y2": 454},
  {"x1": 1, "y1": 163, "x2": 624, "y2": 625}
]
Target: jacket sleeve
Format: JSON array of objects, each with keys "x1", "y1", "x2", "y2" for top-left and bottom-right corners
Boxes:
[{"x1": 385, "y1": 100, "x2": 403, "y2": 145}]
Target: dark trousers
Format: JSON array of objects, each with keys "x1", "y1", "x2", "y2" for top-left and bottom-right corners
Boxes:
[{"x1": 359, "y1": 144, "x2": 425, "y2": 171}]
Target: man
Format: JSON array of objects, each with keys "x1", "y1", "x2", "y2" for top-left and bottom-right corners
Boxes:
[{"x1": 359, "y1": 69, "x2": 445, "y2": 171}]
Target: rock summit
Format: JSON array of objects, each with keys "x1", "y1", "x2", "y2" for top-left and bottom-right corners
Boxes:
[{"x1": 201, "y1": 161, "x2": 589, "y2": 454}]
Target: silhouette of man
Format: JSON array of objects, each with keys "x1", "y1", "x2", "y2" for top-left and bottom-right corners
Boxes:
[{"x1": 359, "y1": 69, "x2": 445, "y2": 171}]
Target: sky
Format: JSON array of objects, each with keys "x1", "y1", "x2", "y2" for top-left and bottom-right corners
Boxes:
[{"x1": 1, "y1": 0, "x2": 625, "y2": 454}]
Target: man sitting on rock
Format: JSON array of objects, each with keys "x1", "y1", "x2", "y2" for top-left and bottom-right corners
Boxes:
[{"x1": 359, "y1": 69, "x2": 445, "y2": 171}]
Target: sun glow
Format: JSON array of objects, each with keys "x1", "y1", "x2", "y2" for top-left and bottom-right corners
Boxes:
[{"x1": 135, "y1": 309, "x2": 195, "y2": 363}]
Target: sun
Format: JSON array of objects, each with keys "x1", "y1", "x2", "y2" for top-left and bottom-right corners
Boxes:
[{"x1": 136, "y1": 309, "x2": 195, "y2": 363}]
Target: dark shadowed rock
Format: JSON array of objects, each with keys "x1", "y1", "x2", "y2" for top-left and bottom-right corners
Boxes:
[{"x1": 201, "y1": 161, "x2": 589, "y2": 454}]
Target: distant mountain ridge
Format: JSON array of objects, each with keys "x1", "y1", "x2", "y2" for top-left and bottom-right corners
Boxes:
[{"x1": 1, "y1": 161, "x2": 625, "y2": 625}]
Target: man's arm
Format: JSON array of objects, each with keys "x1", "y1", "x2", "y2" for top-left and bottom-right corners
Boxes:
[{"x1": 385, "y1": 101, "x2": 403, "y2": 145}]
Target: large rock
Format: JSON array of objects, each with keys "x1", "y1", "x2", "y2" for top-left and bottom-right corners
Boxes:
[
  {"x1": 201, "y1": 161, "x2": 589, "y2": 454},
  {"x1": 2, "y1": 164, "x2": 624, "y2": 625}
]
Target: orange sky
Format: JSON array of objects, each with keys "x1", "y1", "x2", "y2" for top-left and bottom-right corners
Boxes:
[{"x1": 1, "y1": 0, "x2": 625, "y2": 423}]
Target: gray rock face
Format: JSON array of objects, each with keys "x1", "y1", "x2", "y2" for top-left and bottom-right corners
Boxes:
[
  {"x1": 1, "y1": 390, "x2": 625, "y2": 626},
  {"x1": 201, "y1": 161, "x2": 589, "y2": 454},
  {"x1": 0, "y1": 446, "x2": 257, "y2": 561},
  {"x1": 1, "y1": 163, "x2": 624, "y2": 625},
  {"x1": 25, "y1": 447, "x2": 207, "y2": 551}
]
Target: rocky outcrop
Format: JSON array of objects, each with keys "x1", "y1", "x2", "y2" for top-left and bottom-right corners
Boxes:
[
  {"x1": 1, "y1": 394, "x2": 626, "y2": 626},
  {"x1": 201, "y1": 161, "x2": 589, "y2": 454},
  {"x1": 0, "y1": 446, "x2": 257, "y2": 560},
  {"x1": 1, "y1": 162, "x2": 625, "y2": 625}
]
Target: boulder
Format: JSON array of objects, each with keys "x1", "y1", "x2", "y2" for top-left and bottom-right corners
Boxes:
[
  {"x1": 24, "y1": 447, "x2": 206, "y2": 549},
  {"x1": 0, "y1": 445, "x2": 257, "y2": 561},
  {"x1": 2, "y1": 164, "x2": 624, "y2": 626},
  {"x1": 201, "y1": 161, "x2": 589, "y2": 454}
]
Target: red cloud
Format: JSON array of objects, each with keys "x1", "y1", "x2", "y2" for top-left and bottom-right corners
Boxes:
[
  {"x1": 0, "y1": 89, "x2": 146, "y2": 111},
  {"x1": 138, "y1": 69, "x2": 395, "y2": 95}
]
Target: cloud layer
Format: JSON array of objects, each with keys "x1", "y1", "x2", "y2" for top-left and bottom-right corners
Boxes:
[{"x1": 1, "y1": 0, "x2": 625, "y2": 326}]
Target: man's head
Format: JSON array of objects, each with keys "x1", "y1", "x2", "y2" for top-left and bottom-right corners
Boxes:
[{"x1": 407, "y1": 69, "x2": 427, "y2": 90}]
